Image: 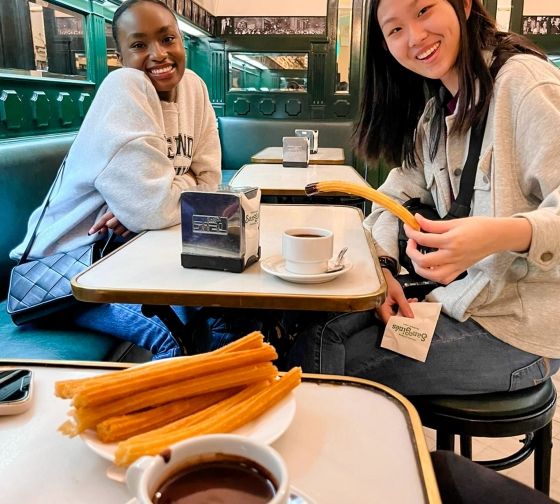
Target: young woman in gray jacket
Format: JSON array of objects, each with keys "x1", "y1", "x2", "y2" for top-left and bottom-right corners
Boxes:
[{"x1": 289, "y1": 0, "x2": 560, "y2": 395}]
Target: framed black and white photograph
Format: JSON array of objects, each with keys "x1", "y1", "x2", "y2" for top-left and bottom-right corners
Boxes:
[
  {"x1": 220, "y1": 17, "x2": 234, "y2": 35},
  {"x1": 217, "y1": 16, "x2": 326, "y2": 36},
  {"x1": 175, "y1": 0, "x2": 185, "y2": 17},
  {"x1": 200, "y1": 11, "x2": 208, "y2": 32},
  {"x1": 522, "y1": 15, "x2": 560, "y2": 35},
  {"x1": 56, "y1": 16, "x2": 83, "y2": 36},
  {"x1": 207, "y1": 16, "x2": 215, "y2": 35}
]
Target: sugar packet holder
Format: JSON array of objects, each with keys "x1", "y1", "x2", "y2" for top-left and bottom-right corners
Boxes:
[
  {"x1": 180, "y1": 185, "x2": 261, "y2": 273},
  {"x1": 282, "y1": 137, "x2": 309, "y2": 167},
  {"x1": 380, "y1": 302, "x2": 442, "y2": 362}
]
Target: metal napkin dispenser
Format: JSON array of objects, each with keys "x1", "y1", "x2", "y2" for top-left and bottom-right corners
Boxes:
[
  {"x1": 295, "y1": 129, "x2": 319, "y2": 154},
  {"x1": 180, "y1": 185, "x2": 261, "y2": 273}
]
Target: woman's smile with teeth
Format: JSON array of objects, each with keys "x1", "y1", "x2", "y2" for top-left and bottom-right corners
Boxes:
[
  {"x1": 150, "y1": 65, "x2": 173, "y2": 75},
  {"x1": 417, "y1": 42, "x2": 441, "y2": 60}
]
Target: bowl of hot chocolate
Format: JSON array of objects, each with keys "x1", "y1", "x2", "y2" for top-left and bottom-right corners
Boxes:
[{"x1": 126, "y1": 433, "x2": 289, "y2": 504}]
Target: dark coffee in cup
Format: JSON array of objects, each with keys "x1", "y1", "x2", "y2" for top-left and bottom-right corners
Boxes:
[
  {"x1": 153, "y1": 455, "x2": 277, "y2": 504},
  {"x1": 282, "y1": 226, "x2": 334, "y2": 274}
]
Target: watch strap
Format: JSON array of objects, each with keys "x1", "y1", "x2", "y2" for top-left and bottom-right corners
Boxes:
[{"x1": 378, "y1": 256, "x2": 398, "y2": 276}]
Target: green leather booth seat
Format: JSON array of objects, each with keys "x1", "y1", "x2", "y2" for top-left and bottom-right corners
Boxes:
[
  {"x1": 0, "y1": 300, "x2": 141, "y2": 361},
  {"x1": 217, "y1": 117, "x2": 355, "y2": 172},
  {"x1": 0, "y1": 134, "x2": 150, "y2": 362},
  {"x1": 0, "y1": 133, "x2": 76, "y2": 298},
  {"x1": 0, "y1": 130, "x2": 244, "y2": 362}
]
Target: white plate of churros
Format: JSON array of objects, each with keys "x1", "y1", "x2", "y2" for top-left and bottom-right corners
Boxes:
[
  {"x1": 80, "y1": 392, "x2": 296, "y2": 462},
  {"x1": 55, "y1": 332, "x2": 302, "y2": 467}
]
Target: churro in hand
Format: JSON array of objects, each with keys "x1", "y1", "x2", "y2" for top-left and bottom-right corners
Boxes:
[{"x1": 305, "y1": 180, "x2": 421, "y2": 230}]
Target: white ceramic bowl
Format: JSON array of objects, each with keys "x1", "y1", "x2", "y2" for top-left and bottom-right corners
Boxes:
[{"x1": 126, "y1": 434, "x2": 290, "y2": 504}]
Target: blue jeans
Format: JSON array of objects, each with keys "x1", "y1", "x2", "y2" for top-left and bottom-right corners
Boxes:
[
  {"x1": 287, "y1": 311, "x2": 560, "y2": 395},
  {"x1": 66, "y1": 303, "x2": 265, "y2": 360},
  {"x1": 68, "y1": 303, "x2": 185, "y2": 359}
]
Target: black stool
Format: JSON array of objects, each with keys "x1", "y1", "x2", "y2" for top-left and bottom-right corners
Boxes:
[{"x1": 410, "y1": 380, "x2": 557, "y2": 495}]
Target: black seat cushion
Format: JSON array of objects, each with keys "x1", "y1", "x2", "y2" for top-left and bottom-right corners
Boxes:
[{"x1": 410, "y1": 380, "x2": 556, "y2": 420}]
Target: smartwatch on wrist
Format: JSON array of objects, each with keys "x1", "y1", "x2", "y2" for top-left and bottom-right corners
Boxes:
[{"x1": 378, "y1": 256, "x2": 398, "y2": 277}]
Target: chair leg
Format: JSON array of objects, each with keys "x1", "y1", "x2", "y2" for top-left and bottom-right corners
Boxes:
[
  {"x1": 436, "y1": 430, "x2": 455, "y2": 451},
  {"x1": 460, "y1": 435, "x2": 473, "y2": 459},
  {"x1": 533, "y1": 422, "x2": 553, "y2": 495}
]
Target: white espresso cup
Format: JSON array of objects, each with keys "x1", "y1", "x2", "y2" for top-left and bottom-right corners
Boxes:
[
  {"x1": 282, "y1": 227, "x2": 334, "y2": 275},
  {"x1": 126, "y1": 434, "x2": 290, "y2": 504}
]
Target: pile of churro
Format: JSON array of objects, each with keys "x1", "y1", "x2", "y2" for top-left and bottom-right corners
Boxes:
[{"x1": 55, "y1": 332, "x2": 301, "y2": 466}]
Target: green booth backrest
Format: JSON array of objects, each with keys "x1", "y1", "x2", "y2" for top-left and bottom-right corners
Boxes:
[
  {"x1": 0, "y1": 133, "x2": 154, "y2": 362},
  {"x1": 217, "y1": 117, "x2": 355, "y2": 172},
  {"x1": 0, "y1": 133, "x2": 75, "y2": 298}
]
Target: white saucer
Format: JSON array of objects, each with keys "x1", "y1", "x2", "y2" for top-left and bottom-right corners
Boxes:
[
  {"x1": 261, "y1": 255, "x2": 352, "y2": 284},
  {"x1": 125, "y1": 487, "x2": 314, "y2": 504}
]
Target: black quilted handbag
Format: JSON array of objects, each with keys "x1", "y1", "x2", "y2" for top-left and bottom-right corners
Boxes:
[
  {"x1": 7, "y1": 244, "x2": 96, "y2": 325},
  {"x1": 6, "y1": 156, "x2": 113, "y2": 326}
]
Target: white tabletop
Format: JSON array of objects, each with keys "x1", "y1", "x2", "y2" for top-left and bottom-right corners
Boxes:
[
  {"x1": 230, "y1": 164, "x2": 370, "y2": 195},
  {"x1": 72, "y1": 205, "x2": 385, "y2": 311},
  {"x1": 0, "y1": 364, "x2": 440, "y2": 504},
  {"x1": 251, "y1": 147, "x2": 345, "y2": 165}
]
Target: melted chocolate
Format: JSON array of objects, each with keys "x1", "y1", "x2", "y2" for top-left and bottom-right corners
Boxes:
[{"x1": 153, "y1": 455, "x2": 277, "y2": 504}]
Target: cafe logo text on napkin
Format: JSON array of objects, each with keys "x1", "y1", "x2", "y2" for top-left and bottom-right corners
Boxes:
[
  {"x1": 380, "y1": 302, "x2": 442, "y2": 362},
  {"x1": 390, "y1": 324, "x2": 429, "y2": 342}
]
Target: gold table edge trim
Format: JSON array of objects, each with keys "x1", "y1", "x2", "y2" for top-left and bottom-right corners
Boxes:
[
  {"x1": 71, "y1": 205, "x2": 387, "y2": 311},
  {"x1": 0, "y1": 361, "x2": 440, "y2": 504}
]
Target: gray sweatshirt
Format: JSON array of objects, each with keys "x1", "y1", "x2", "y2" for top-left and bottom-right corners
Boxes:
[
  {"x1": 11, "y1": 67, "x2": 221, "y2": 260},
  {"x1": 364, "y1": 54, "x2": 560, "y2": 358}
]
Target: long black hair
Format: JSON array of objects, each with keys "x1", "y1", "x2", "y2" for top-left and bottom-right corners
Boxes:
[
  {"x1": 354, "y1": 0, "x2": 546, "y2": 168},
  {"x1": 112, "y1": 0, "x2": 177, "y2": 53}
]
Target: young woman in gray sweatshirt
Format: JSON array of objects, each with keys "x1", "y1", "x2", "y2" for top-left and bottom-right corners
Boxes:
[{"x1": 10, "y1": 0, "x2": 228, "y2": 359}]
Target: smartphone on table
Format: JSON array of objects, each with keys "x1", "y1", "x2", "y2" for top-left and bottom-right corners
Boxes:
[{"x1": 0, "y1": 369, "x2": 33, "y2": 415}]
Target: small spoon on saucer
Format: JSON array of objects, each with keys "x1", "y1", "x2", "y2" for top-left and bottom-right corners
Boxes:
[
  {"x1": 289, "y1": 486, "x2": 315, "y2": 503},
  {"x1": 326, "y1": 246, "x2": 348, "y2": 273}
]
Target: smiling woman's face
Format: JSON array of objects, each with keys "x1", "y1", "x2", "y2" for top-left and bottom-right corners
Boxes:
[
  {"x1": 377, "y1": 0, "x2": 470, "y2": 95},
  {"x1": 116, "y1": 2, "x2": 185, "y2": 100}
]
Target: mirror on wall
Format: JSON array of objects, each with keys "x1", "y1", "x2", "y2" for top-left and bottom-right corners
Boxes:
[
  {"x1": 105, "y1": 22, "x2": 121, "y2": 73},
  {"x1": 0, "y1": 0, "x2": 87, "y2": 79},
  {"x1": 228, "y1": 53, "x2": 308, "y2": 92},
  {"x1": 335, "y1": 0, "x2": 353, "y2": 93}
]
